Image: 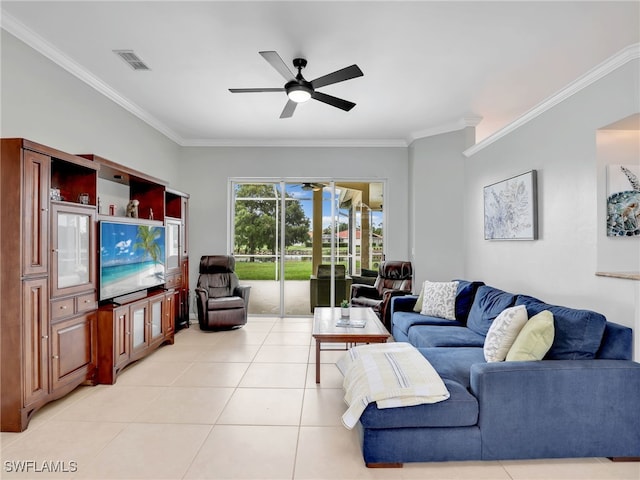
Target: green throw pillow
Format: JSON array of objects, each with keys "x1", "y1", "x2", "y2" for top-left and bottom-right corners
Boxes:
[
  {"x1": 413, "y1": 282, "x2": 425, "y2": 312},
  {"x1": 506, "y1": 310, "x2": 555, "y2": 361}
]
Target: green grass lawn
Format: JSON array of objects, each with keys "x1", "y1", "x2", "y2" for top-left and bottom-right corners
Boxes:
[
  {"x1": 234, "y1": 260, "x2": 358, "y2": 280},
  {"x1": 235, "y1": 261, "x2": 314, "y2": 280}
]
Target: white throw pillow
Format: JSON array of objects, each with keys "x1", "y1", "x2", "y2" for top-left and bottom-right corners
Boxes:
[
  {"x1": 484, "y1": 305, "x2": 529, "y2": 362},
  {"x1": 420, "y1": 281, "x2": 458, "y2": 320}
]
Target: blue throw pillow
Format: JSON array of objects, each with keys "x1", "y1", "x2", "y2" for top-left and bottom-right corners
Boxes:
[
  {"x1": 453, "y1": 280, "x2": 485, "y2": 324},
  {"x1": 515, "y1": 296, "x2": 606, "y2": 360},
  {"x1": 466, "y1": 286, "x2": 517, "y2": 337}
]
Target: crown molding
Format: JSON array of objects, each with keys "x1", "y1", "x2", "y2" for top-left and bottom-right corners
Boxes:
[
  {"x1": 181, "y1": 138, "x2": 408, "y2": 148},
  {"x1": 1, "y1": 10, "x2": 185, "y2": 145},
  {"x1": 408, "y1": 114, "x2": 483, "y2": 144},
  {"x1": 463, "y1": 42, "x2": 640, "y2": 158}
]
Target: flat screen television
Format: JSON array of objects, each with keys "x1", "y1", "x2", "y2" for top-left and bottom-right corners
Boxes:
[{"x1": 99, "y1": 221, "x2": 166, "y2": 301}]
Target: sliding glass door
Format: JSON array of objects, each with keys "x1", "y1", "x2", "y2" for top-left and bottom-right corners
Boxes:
[
  {"x1": 232, "y1": 183, "x2": 279, "y2": 314},
  {"x1": 231, "y1": 179, "x2": 384, "y2": 316}
]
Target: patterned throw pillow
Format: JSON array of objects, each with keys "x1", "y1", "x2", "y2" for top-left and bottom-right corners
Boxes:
[
  {"x1": 420, "y1": 281, "x2": 459, "y2": 320},
  {"x1": 483, "y1": 305, "x2": 529, "y2": 362}
]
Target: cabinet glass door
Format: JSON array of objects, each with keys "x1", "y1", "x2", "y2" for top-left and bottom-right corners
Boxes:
[
  {"x1": 51, "y1": 204, "x2": 95, "y2": 297},
  {"x1": 165, "y1": 220, "x2": 180, "y2": 272},
  {"x1": 150, "y1": 298, "x2": 163, "y2": 340},
  {"x1": 131, "y1": 305, "x2": 147, "y2": 351}
]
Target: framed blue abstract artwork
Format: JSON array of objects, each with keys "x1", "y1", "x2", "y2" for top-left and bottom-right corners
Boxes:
[{"x1": 484, "y1": 170, "x2": 538, "y2": 240}]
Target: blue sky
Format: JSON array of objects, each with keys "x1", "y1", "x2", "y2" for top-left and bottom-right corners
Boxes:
[{"x1": 286, "y1": 184, "x2": 382, "y2": 229}]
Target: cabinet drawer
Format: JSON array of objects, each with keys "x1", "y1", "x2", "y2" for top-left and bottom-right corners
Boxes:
[
  {"x1": 51, "y1": 298, "x2": 74, "y2": 321},
  {"x1": 165, "y1": 274, "x2": 182, "y2": 289},
  {"x1": 76, "y1": 292, "x2": 97, "y2": 313}
]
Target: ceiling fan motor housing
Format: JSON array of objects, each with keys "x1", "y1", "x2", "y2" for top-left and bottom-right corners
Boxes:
[
  {"x1": 293, "y1": 58, "x2": 307, "y2": 70},
  {"x1": 286, "y1": 80, "x2": 313, "y2": 99},
  {"x1": 284, "y1": 58, "x2": 314, "y2": 103},
  {"x1": 286, "y1": 58, "x2": 313, "y2": 102}
]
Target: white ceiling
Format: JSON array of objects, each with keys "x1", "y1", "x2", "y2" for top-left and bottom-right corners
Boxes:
[{"x1": 2, "y1": 1, "x2": 639, "y2": 147}]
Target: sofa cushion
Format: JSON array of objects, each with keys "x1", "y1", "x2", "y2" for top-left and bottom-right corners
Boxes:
[
  {"x1": 506, "y1": 310, "x2": 555, "y2": 361},
  {"x1": 466, "y1": 286, "x2": 518, "y2": 337},
  {"x1": 515, "y1": 296, "x2": 606, "y2": 360},
  {"x1": 419, "y1": 281, "x2": 459, "y2": 320},
  {"x1": 393, "y1": 312, "x2": 464, "y2": 338},
  {"x1": 483, "y1": 305, "x2": 529, "y2": 362},
  {"x1": 408, "y1": 326, "x2": 486, "y2": 349},
  {"x1": 418, "y1": 347, "x2": 486, "y2": 389},
  {"x1": 358, "y1": 378, "x2": 478, "y2": 429},
  {"x1": 597, "y1": 322, "x2": 633, "y2": 360},
  {"x1": 453, "y1": 280, "x2": 485, "y2": 323}
]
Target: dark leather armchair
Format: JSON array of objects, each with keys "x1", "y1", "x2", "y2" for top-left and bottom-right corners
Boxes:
[
  {"x1": 195, "y1": 255, "x2": 250, "y2": 330},
  {"x1": 350, "y1": 260, "x2": 413, "y2": 329},
  {"x1": 309, "y1": 264, "x2": 352, "y2": 312}
]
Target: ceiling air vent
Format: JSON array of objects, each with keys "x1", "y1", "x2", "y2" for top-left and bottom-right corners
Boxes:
[{"x1": 113, "y1": 50, "x2": 150, "y2": 71}]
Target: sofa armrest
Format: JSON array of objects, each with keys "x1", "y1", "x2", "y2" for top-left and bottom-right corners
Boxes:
[
  {"x1": 194, "y1": 287, "x2": 208, "y2": 321},
  {"x1": 379, "y1": 289, "x2": 411, "y2": 328},
  {"x1": 391, "y1": 295, "x2": 419, "y2": 314},
  {"x1": 469, "y1": 360, "x2": 640, "y2": 459},
  {"x1": 351, "y1": 283, "x2": 379, "y2": 300},
  {"x1": 234, "y1": 284, "x2": 251, "y2": 306},
  {"x1": 350, "y1": 275, "x2": 377, "y2": 286}
]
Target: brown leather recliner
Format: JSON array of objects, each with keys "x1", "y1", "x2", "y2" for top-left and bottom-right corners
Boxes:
[
  {"x1": 195, "y1": 255, "x2": 250, "y2": 330},
  {"x1": 350, "y1": 260, "x2": 413, "y2": 330}
]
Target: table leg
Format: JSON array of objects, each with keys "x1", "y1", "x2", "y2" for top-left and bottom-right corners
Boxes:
[{"x1": 315, "y1": 340, "x2": 321, "y2": 383}]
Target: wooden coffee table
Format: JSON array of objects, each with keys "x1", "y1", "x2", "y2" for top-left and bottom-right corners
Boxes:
[{"x1": 312, "y1": 307, "x2": 390, "y2": 383}]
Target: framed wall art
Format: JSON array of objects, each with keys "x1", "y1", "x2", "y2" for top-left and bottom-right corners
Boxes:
[
  {"x1": 607, "y1": 164, "x2": 640, "y2": 237},
  {"x1": 484, "y1": 170, "x2": 538, "y2": 240}
]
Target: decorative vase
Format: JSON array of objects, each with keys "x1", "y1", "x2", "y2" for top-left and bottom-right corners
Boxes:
[{"x1": 341, "y1": 307, "x2": 350, "y2": 318}]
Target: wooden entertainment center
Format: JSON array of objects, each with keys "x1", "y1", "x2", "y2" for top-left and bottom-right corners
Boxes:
[{"x1": 0, "y1": 138, "x2": 189, "y2": 431}]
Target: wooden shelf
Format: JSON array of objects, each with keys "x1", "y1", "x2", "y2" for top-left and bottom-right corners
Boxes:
[
  {"x1": 596, "y1": 272, "x2": 640, "y2": 281},
  {"x1": 96, "y1": 214, "x2": 164, "y2": 226},
  {"x1": 80, "y1": 154, "x2": 167, "y2": 222}
]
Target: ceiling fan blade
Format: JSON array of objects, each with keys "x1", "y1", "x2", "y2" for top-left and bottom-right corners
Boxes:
[
  {"x1": 260, "y1": 51, "x2": 295, "y2": 81},
  {"x1": 280, "y1": 100, "x2": 297, "y2": 118},
  {"x1": 311, "y1": 91, "x2": 356, "y2": 112},
  {"x1": 310, "y1": 64, "x2": 363, "y2": 89},
  {"x1": 229, "y1": 88, "x2": 285, "y2": 93}
]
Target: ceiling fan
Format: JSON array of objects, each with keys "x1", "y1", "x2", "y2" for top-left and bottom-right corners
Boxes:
[
  {"x1": 300, "y1": 182, "x2": 326, "y2": 191},
  {"x1": 229, "y1": 51, "x2": 363, "y2": 118}
]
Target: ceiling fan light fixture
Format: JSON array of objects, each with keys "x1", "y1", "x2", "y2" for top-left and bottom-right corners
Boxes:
[
  {"x1": 286, "y1": 84, "x2": 312, "y2": 103},
  {"x1": 229, "y1": 51, "x2": 362, "y2": 117}
]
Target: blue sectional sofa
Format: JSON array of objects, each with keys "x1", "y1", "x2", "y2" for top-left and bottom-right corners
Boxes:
[{"x1": 356, "y1": 281, "x2": 640, "y2": 466}]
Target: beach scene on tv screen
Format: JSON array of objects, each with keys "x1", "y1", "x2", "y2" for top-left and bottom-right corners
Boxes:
[{"x1": 100, "y1": 222, "x2": 166, "y2": 300}]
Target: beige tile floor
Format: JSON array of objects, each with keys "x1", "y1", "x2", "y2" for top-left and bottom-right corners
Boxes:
[{"x1": 1, "y1": 316, "x2": 639, "y2": 479}]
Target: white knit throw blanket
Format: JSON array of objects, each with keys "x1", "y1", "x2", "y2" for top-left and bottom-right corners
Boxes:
[{"x1": 337, "y1": 343, "x2": 450, "y2": 430}]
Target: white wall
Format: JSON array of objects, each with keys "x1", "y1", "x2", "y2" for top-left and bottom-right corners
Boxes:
[
  {"x1": 0, "y1": 31, "x2": 179, "y2": 182},
  {"x1": 464, "y1": 59, "x2": 640, "y2": 359},
  {"x1": 596, "y1": 128, "x2": 640, "y2": 272},
  {"x1": 408, "y1": 127, "x2": 475, "y2": 288},
  {"x1": 178, "y1": 146, "x2": 410, "y2": 293}
]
